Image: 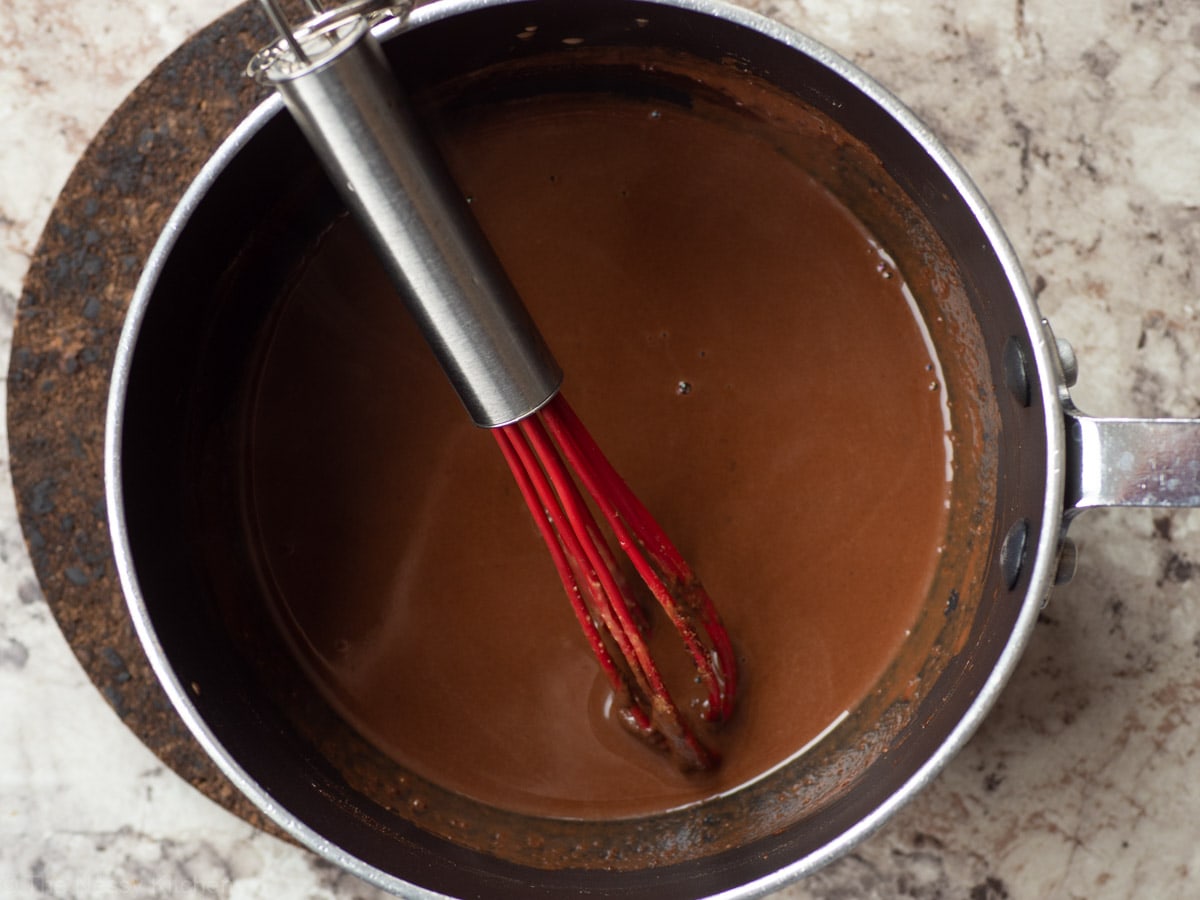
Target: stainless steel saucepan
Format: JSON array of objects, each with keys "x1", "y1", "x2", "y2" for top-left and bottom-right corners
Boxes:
[{"x1": 104, "y1": 0, "x2": 1200, "y2": 896}]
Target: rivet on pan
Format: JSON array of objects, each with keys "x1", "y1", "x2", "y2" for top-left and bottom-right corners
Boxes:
[
  {"x1": 1055, "y1": 337, "x2": 1079, "y2": 388},
  {"x1": 999, "y1": 518, "x2": 1029, "y2": 590},
  {"x1": 1053, "y1": 537, "x2": 1078, "y2": 586},
  {"x1": 1003, "y1": 336, "x2": 1031, "y2": 408}
]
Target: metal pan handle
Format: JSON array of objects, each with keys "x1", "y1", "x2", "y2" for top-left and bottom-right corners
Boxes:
[
  {"x1": 1044, "y1": 324, "x2": 1200, "y2": 520},
  {"x1": 1030, "y1": 324, "x2": 1200, "y2": 586},
  {"x1": 1066, "y1": 413, "x2": 1200, "y2": 514}
]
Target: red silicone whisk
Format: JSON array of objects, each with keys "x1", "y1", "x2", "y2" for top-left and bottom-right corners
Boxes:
[
  {"x1": 496, "y1": 393, "x2": 736, "y2": 769},
  {"x1": 251, "y1": 0, "x2": 737, "y2": 768}
]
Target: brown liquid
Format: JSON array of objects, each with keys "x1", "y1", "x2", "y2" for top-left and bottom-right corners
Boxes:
[{"x1": 243, "y1": 96, "x2": 951, "y2": 819}]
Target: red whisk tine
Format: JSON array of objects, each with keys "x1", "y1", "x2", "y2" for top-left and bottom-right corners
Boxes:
[
  {"x1": 493, "y1": 428, "x2": 627, "y2": 697},
  {"x1": 540, "y1": 395, "x2": 738, "y2": 723},
  {"x1": 495, "y1": 393, "x2": 737, "y2": 771}
]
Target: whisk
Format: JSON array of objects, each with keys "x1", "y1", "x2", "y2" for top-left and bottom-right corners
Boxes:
[{"x1": 249, "y1": 0, "x2": 737, "y2": 770}]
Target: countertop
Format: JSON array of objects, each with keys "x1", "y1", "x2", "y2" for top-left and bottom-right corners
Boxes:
[{"x1": 3, "y1": 0, "x2": 1199, "y2": 897}]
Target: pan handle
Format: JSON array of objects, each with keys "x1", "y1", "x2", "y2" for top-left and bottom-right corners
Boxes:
[{"x1": 1065, "y1": 412, "x2": 1200, "y2": 515}]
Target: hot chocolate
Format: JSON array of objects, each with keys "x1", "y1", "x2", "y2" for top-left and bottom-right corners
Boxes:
[{"x1": 241, "y1": 90, "x2": 952, "y2": 819}]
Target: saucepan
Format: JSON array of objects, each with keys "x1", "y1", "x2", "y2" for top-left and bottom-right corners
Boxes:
[{"x1": 103, "y1": 0, "x2": 1200, "y2": 896}]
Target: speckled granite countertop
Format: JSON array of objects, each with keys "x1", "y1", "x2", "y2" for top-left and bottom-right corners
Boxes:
[{"x1": 3, "y1": 0, "x2": 1199, "y2": 897}]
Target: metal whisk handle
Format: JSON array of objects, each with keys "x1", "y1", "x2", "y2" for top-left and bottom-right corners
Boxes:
[{"x1": 249, "y1": 1, "x2": 563, "y2": 428}]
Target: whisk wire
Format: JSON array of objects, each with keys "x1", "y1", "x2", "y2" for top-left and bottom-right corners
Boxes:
[
  {"x1": 493, "y1": 428, "x2": 625, "y2": 692},
  {"x1": 496, "y1": 417, "x2": 663, "y2": 728},
  {"x1": 540, "y1": 396, "x2": 738, "y2": 723},
  {"x1": 496, "y1": 394, "x2": 732, "y2": 770}
]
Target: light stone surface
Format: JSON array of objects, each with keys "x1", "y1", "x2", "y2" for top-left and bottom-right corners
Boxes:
[{"x1": 2, "y1": 0, "x2": 1200, "y2": 897}]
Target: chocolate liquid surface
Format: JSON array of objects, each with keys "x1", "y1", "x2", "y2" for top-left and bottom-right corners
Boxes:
[{"x1": 243, "y1": 95, "x2": 952, "y2": 819}]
